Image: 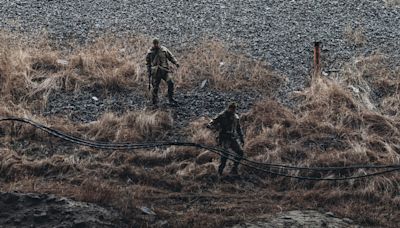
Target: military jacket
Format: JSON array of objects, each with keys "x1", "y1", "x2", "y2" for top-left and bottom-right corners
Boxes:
[
  {"x1": 210, "y1": 110, "x2": 244, "y2": 142},
  {"x1": 146, "y1": 46, "x2": 178, "y2": 71}
]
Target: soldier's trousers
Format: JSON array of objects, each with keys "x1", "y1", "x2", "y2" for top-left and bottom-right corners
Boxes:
[
  {"x1": 152, "y1": 69, "x2": 174, "y2": 104},
  {"x1": 218, "y1": 137, "x2": 244, "y2": 174}
]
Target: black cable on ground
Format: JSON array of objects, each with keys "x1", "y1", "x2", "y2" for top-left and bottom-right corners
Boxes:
[
  {"x1": 2, "y1": 117, "x2": 399, "y2": 171},
  {"x1": 3, "y1": 117, "x2": 400, "y2": 171},
  {"x1": 1, "y1": 117, "x2": 400, "y2": 181}
]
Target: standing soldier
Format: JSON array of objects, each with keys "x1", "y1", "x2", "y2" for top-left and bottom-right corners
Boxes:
[
  {"x1": 208, "y1": 102, "x2": 245, "y2": 176},
  {"x1": 146, "y1": 38, "x2": 180, "y2": 106}
]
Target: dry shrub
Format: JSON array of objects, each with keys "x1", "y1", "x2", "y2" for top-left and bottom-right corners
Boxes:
[
  {"x1": 187, "y1": 117, "x2": 215, "y2": 145},
  {"x1": 384, "y1": 0, "x2": 400, "y2": 7},
  {"x1": 297, "y1": 77, "x2": 361, "y2": 125},
  {"x1": 76, "y1": 178, "x2": 118, "y2": 205},
  {"x1": 341, "y1": 54, "x2": 398, "y2": 108},
  {"x1": 0, "y1": 106, "x2": 74, "y2": 145},
  {"x1": 67, "y1": 36, "x2": 146, "y2": 92},
  {"x1": 164, "y1": 147, "x2": 202, "y2": 163},
  {"x1": 0, "y1": 32, "x2": 68, "y2": 108},
  {"x1": 106, "y1": 164, "x2": 182, "y2": 192},
  {"x1": 0, "y1": 105, "x2": 13, "y2": 117},
  {"x1": 0, "y1": 148, "x2": 22, "y2": 180},
  {"x1": 0, "y1": 33, "x2": 150, "y2": 108},
  {"x1": 174, "y1": 39, "x2": 284, "y2": 92},
  {"x1": 241, "y1": 100, "x2": 295, "y2": 157},
  {"x1": 2, "y1": 32, "x2": 400, "y2": 227},
  {"x1": 344, "y1": 24, "x2": 366, "y2": 46},
  {"x1": 381, "y1": 94, "x2": 400, "y2": 117},
  {"x1": 1, "y1": 32, "x2": 281, "y2": 112},
  {"x1": 85, "y1": 110, "x2": 173, "y2": 142},
  {"x1": 176, "y1": 162, "x2": 217, "y2": 179},
  {"x1": 0, "y1": 42, "x2": 32, "y2": 103},
  {"x1": 0, "y1": 148, "x2": 78, "y2": 181},
  {"x1": 240, "y1": 62, "x2": 400, "y2": 189},
  {"x1": 243, "y1": 100, "x2": 295, "y2": 133}
]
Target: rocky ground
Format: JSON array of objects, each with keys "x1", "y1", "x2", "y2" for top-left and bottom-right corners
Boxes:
[
  {"x1": 0, "y1": 191, "x2": 360, "y2": 228},
  {"x1": 44, "y1": 88, "x2": 261, "y2": 124},
  {"x1": 0, "y1": 192, "x2": 130, "y2": 227},
  {"x1": 1, "y1": 0, "x2": 400, "y2": 95},
  {"x1": 233, "y1": 210, "x2": 359, "y2": 228}
]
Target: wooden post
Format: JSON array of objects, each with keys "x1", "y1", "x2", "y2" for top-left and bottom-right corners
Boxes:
[{"x1": 313, "y1": 41, "x2": 321, "y2": 78}]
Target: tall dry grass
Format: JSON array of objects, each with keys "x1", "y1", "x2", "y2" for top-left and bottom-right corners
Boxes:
[
  {"x1": 0, "y1": 32, "x2": 282, "y2": 113},
  {"x1": 83, "y1": 110, "x2": 173, "y2": 142},
  {"x1": 1, "y1": 31, "x2": 400, "y2": 227},
  {"x1": 344, "y1": 24, "x2": 366, "y2": 46},
  {"x1": 384, "y1": 0, "x2": 400, "y2": 7},
  {"x1": 175, "y1": 39, "x2": 284, "y2": 92},
  {"x1": 0, "y1": 32, "x2": 149, "y2": 109}
]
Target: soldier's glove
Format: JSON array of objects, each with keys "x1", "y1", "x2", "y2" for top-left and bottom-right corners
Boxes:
[
  {"x1": 175, "y1": 63, "x2": 180, "y2": 68},
  {"x1": 206, "y1": 124, "x2": 212, "y2": 129},
  {"x1": 240, "y1": 138, "x2": 245, "y2": 146}
]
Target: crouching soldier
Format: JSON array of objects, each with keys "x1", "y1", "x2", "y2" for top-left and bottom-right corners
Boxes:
[{"x1": 208, "y1": 102, "x2": 245, "y2": 176}]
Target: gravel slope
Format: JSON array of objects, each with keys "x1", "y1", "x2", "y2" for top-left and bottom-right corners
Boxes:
[{"x1": 1, "y1": 0, "x2": 400, "y2": 94}]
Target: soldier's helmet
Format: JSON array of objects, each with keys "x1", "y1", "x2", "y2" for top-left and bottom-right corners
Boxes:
[
  {"x1": 228, "y1": 102, "x2": 237, "y2": 110},
  {"x1": 152, "y1": 38, "x2": 160, "y2": 45}
]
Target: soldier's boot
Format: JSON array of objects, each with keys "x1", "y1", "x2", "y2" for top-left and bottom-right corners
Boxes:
[
  {"x1": 230, "y1": 166, "x2": 239, "y2": 176},
  {"x1": 152, "y1": 96, "x2": 158, "y2": 105},
  {"x1": 218, "y1": 157, "x2": 227, "y2": 175},
  {"x1": 218, "y1": 165, "x2": 225, "y2": 176},
  {"x1": 167, "y1": 81, "x2": 178, "y2": 105},
  {"x1": 230, "y1": 148, "x2": 243, "y2": 176},
  {"x1": 152, "y1": 87, "x2": 159, "y2": 107}
]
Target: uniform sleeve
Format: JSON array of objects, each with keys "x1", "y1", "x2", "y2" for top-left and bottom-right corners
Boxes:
[
  {"x1": 145, "y1": 50, "x2": 152, "y2": 72},
  {"x1": 209, "y1": 112, "x2": 224, "y2": 129},
  {"x1": 165, "y1": 48, "x2": 178, "y2": 65},
  {"x1": 146, "y1": 50, "x2": 152, "y2": 66},
  {"x1": 236, "y1": 116, "x2": 244, "y2": 143}
]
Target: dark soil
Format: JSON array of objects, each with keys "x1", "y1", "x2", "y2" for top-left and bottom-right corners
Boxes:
[{"x1": 0, "y1": 192, "x2": 130, "y2": 228}]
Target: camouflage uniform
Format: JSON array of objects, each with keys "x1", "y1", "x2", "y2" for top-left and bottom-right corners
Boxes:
[
  {"x1": 209, "y1": 109, "x2": 245, "y2": 175},
  {"x1": 146, "y1": 45, "x2": 179, "y2": 105}
]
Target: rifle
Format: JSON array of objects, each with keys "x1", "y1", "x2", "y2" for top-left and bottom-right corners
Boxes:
[
  {"x1": 147, "y1": 66, "x2": 152, "y2": 91},
  {"x1": 148, "y1": 72, "x2": 151, "y2": 91}
]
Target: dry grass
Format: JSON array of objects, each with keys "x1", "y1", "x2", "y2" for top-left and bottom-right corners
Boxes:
[
  {"x1": 384, "y1": 0, "x2": 400, "y2": 7},
  {"x1": 0, "y1": 33, "x2": 149, "y2": 109},
  {"x1": 83, "y1": 110, "x2": 173, "y2": 142},
  {"x1": 0, "y1": 33, "x2": 282, "y2": 113},
  {"x1": 1, "y1": 32, "x2": 400, "y2": 227},
  {"x1": 344, "y1": 24, "x2": 366, "y2": 46},
  {"x1": 175, "y1": 39, "x2": 285, "y2": 92}
]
